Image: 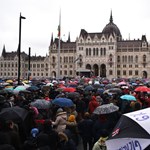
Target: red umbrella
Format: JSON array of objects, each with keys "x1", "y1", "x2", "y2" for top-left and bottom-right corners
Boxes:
[
  {"x1": 134, "y1": 86, "x2": 150, "y2": 92},
  {"x1": 63, "y1": 87, "x2": 76, "y2": 92}
]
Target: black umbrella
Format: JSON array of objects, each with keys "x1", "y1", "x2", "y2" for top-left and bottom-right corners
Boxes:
[
  {"x1": 84, "y1": 85, "x2": 94, "y2": 91},
  {"x1": 0, "y1": 106, "x2": 29, "y2": 123},
  {"x1": 30, "y1": 99, "x2": 51, "y2": 109},
  {"x1": 66, "y1": 92, "x2": 80, "y2": 100},
  {"x1": 106, "y1": 108, "x2": 150, "y2": 150},
  {"x1": 103, "y1": 88, "x2": 122, "y2": 94},
  {"x1": 26, "y1": 86, "x2": 39, "y2": 91}
]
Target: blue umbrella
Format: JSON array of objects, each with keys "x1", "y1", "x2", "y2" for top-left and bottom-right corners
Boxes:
[
  {"x1": 120, "y1": 94, "x2": 136, "y2": 101},
  {"x1": 84, "y1": 85, "x2": 94, "y2": 91},
  {"x1": 26, "y1": 86, "x2": 39, "y2": 91},
  {"x1": 52, "y1": 97, "x2": 74, "y2": 107}
]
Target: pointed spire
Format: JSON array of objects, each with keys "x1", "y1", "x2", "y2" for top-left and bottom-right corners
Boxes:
[
  {"x1": 110, "y1": 10, "x2": 113, "y2": 23},
  {"x1": 2, "y1": 44, "x2": 6, "y2": 56},
  {"x1": 67, "y1": 32, "x2": 70, "y2": 42},
  {"x1": 50, "y1": 33, "x2": 53, "y2": 46}
]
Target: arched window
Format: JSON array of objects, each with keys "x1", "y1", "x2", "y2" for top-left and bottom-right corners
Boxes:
[
  {"x1": 104, "y1": 48, "x2": 106, "y2": 56},
  {"x1": 135, "y1": 55, "x2": 138, "y2": 63},
  {"x1": 125, "y1": 56, "x2": 127, "y2": 63},
  {"x1": 93, "y1": 48, "x2": 95, "y2": 56},
  {"x1": 131, "y1": 56, "x2": 133, "y2": 63},
  {"x1": 96, "y1": 48, "x2": 99, "y2": 56},
  {"x1": 100, "y1": 48, "x2": 103, "y2": 56},
  {"x1": 52, "y1": 56, "x2": 56, "y2": 62},
  {"x1": 117, "y1": 56, "x2": 120, "y2": 63},
  {"x1": 89, "y1": 48, "x2": 91, "y2": 56},
  {"x1": 143, "y1": 55, "x2": 146, "y2": 62},
  {"x1": 109, "y1": 54, "x2": 113, "y2": 61},
  {"x1": 122, "y1": 56, "x2": 124, "y2": 63},
  {"x1": 86, "y1": 48, "x2": 88, "y2": 56}
]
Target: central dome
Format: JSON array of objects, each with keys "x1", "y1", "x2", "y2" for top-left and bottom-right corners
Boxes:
[{"x1": 102, "y1": 11, "x2": 122, "y2": 38}]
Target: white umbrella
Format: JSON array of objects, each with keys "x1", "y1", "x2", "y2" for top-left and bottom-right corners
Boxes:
[
  {"x1": 106, "y1": 108, "x2": 150, "y2": 150},
  {"x1": 93, "y1": 103, "x2": 119, "y2": 115}
]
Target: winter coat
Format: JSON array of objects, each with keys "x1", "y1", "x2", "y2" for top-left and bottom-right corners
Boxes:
[
  {"x1": 78, "y1": 118, "x2": 93, "y2": 140},
  {"x1": 92, "y1": 137, "x2": 108, "y2": 150},
  {"x1": 57, "y1": 132, "x2": 77, "y2": 150},
  {"x1": 0, "y1": 144, "x2": 16, "y2": 150},
  {"x1": 88, "y1": 96, "x2": 100, "y2": 114},
  {"x1": 2, "y1": 129, "x2": 22, "y2": 150},
  {"x1": 52, "y1": 112, "x2": 67, "y2": 133},
  {"x1": 92, "y1": 116, "x2": 111, "y2": 142}
]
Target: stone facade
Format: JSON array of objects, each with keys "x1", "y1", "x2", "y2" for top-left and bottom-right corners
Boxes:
[
  {"x1": 0, "y1": 12, "x2": 150, "y2": 80},
  {"x1": 49, "y1": 12, "x2": 150, "y2": 79},
  {"x1": 0, "y1": 47, "x2": 49, "y2": 79}
]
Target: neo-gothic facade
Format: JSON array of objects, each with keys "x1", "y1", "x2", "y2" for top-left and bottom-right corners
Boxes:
[
  {"x1": 0, "y1": 48, "x2": 49, "y2": 79},
  {"x1": 1, "y1": 12, "x2": 150, "y2": 79},
  {"x1": 49, "y1": 12, "x2": 150, "y2": 79}
]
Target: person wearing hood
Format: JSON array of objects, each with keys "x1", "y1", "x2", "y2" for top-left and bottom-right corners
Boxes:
[
  {"x1": 57, "y1": 132, "x2": 77, "y2": 150},
  {"x1": 92, "y1": 129, "x2": 108, "y2": 150},
  {"x1": 88, "y1": 96, "x2": 100, "y2": 114},
  {"x1": 52, "y1": 108, "x2": 67, "y2": 133}
]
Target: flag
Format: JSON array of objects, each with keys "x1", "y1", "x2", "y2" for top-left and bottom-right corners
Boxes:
[
  {"x1": 57, "y1": 10, "x2": 61, "y2": 38},
  {"x1": 57, "y1": 25, "x2": 60, "y2": 37}
]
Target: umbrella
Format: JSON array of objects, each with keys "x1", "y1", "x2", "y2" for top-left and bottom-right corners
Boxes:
[
  {"x1": 52, "y1": 97, "x2": 74, "y2": 107},
  {"x1": 84, "y1": 85, "x2": 94, "y2": 91},
  {"x1": 6, "y1": 79, "x2": 13, "y2": 83},
  {"x1": 4, "y1": 86, "x2": 14, "y2": 92},
  {"x1": 93, "y1": 84, "x2": 103, "y2": 89},
  {"x1": 14, "y1": 85, "x2": 26, "y2": 91},
  {"x1": 13, "y1": 85, "x2": 27, "y2": 94},
  {"x1": 117, "y1": 81, "x2": 127, "y2": 86},
  {"x1": 105, "y1": 84, "x2": 116, "y2": 89},
  {"x1": 66, "y1": 92, "x2": 80, "y2": 100},
  {"x1": 26, "y1": 85, "x2": 39, "y2": 91},
  {"x1": 103, "y1": 88, "x2": 122, "y2": 94},
  {"x1": 0, "y1": 106, "x2": 29, "y2": 123},
  {"x1": 63, "y1": 87, "x2": 76, "y2": 93},
  {"x1": 30, "y1": 99, "x2": 51, "y2": 109},
  {"x1": 46, "y1": 82, "x2": 54, "y2": 86},
  {"x1": 93, "y1": 103, "x2": 119, "y2": 115},
  {"x1": 120, "y1": 94, "x2": 136, "y2": 101},
  {"x1": 106, "y1": 108, "x2": 150, "y2": 150},
  {"x1": 134, "y1": 86, "x2": 150, "y2": 92}
]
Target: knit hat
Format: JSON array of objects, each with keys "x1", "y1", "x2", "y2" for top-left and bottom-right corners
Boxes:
[
  {"x1": 57, "y1": 108, "x2": 63, "y2": 114},
  {"x1": 31, "y1": 128, "x2": 39, "y2": 138},
  {"x1": 68, "y1": 115, "x2": 75, "y2": 122},
  {"x1": 84, "y1": 112, "x2": 90, "y2": 118}
]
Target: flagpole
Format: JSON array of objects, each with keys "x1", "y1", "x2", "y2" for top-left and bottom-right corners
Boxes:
[{"x1": 57, "y1": 10, "x2": 61, "y2": 79}]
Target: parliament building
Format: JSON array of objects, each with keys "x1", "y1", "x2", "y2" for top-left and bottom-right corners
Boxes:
[{"x1": 0, "y1": 12, "x2": 150, "y2": 79}]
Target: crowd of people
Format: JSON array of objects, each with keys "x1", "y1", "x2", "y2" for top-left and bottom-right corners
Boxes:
[{"x1": 0, "y1": 77, "x2": 150, "y2": 150}]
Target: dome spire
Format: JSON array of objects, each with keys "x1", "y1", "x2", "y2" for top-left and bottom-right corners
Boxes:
[{"x1": 110, "y1": 10, "x2": 113, "y2": 23}]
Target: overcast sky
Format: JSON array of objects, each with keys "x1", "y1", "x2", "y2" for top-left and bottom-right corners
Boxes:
[{"x1": 0, "y1": 0, "x2": 150, "y2": 56}]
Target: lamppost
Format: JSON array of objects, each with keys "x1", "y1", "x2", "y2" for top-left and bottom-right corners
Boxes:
[
  {"x1": 18, "y1": 13, "x2": 26, "y2": 85},
  {"x1": 28, "y1": 47, "x2": 31, "y2": 80}
]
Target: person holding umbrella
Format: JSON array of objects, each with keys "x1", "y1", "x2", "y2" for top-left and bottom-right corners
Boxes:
[{"x1": 52, "y1": 108, "x2": 67, "y2": 133}]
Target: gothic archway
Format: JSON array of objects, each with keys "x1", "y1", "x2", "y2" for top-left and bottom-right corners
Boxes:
[
  {"x1": 93, "y1": 64, "x2": 99, "y2": 76},
  {"x1": 86, "y1": 64, "x2": 91, "y2": 70},
  {"x1": 51, "y1": 71, "x2": 56, "y2": 78},
  {"x1": 143, "y1": 71, "x2": 147, "y2": 78},
  {"x1": 100, "y1": 64, "x2": 106, "y2": 77}
]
